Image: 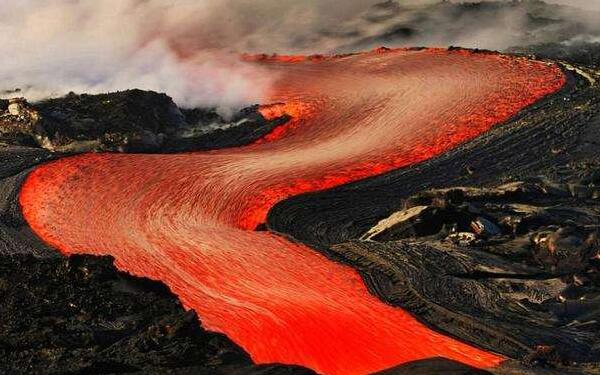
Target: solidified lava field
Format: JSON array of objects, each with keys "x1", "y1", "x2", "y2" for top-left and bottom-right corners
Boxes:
[{"x1": 19, "y1": 48, "x2": 565, "y2": 375}]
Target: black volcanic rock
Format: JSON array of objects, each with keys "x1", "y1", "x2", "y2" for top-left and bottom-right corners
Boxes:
[
  {"x1": 375, "y1": 357, "x2": 491, "y2": 375},
  {"x1": 0, "y1": 254, "x2": 314, "y2": 375},
  {"x1": 329, "y1": 176, "x2": 600, "y2": 369},
  {"x1": 168, "y1": 105, "x2": 289, "y2": 152},
  {"x1": 35, "y1": 89, "x2": 186, "y2": 152},
  {"x1": 0, "y1": 90, "x2": 289, "y2": 153},
  {"x1": 0, "y1": 98, "x2": 43, "y2": 148}
]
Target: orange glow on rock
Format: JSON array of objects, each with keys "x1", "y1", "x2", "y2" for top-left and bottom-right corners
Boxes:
[
  {"x1": 257, "y1": 101, "x2": 316, "y2": 143},
  {"x1": 20, "y1": 48, "x2": 565, "y2": 375}
]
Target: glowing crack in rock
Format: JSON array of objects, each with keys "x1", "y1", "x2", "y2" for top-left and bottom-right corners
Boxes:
[{"x1": 20, "y1": 48, "x2": 565, "y2": 375}]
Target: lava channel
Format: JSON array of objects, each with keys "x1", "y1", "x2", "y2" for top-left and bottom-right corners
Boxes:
[{"x1": 20, "y1": 48, "x2": 565, "y2": 375}]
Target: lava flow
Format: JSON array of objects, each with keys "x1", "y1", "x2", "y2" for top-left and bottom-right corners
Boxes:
[{"x1": 20, "y1": 48, "x2": 565, "y2": 375}]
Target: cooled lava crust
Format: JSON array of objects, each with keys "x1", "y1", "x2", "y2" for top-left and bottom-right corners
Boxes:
[{"x1": 19, "y1": 48, "x2": 565, "y2": 374}]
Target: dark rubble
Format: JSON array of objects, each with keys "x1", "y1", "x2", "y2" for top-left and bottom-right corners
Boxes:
[{"x1": 0, "y1": 254, "x2": 315, "y2": 375}]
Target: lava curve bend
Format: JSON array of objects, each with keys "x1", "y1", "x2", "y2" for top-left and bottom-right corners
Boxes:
[{"x1": 20, "y1": 48, "x2": 565, "y2": 375}]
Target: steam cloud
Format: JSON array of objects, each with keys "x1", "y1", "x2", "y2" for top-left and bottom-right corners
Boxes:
[
  {"x1": 335, "y1": 0, "x2": 600, "y2": 52},
  {"x1": 0, "y1": 0, "x2": 383, "y2": 109},
  {"x1": 0, "y1": 1, "x2": 275, "y2": 109},
  {"x1": 1, "y1": 0, "x2": 598, "y2": 109}
]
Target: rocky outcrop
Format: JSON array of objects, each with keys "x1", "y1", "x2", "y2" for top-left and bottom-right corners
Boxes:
[
  {"x1": 0, "y1": 98, "x2": 42, "y2": 147},
  {"x1": 0, "y1": 90, "x2": 288, "y2": 153},
  {"x1": 331, "y1": 175, "x2": 600, "y2": 372}
]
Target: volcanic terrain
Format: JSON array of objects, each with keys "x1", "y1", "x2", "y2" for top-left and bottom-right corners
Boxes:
[
  {"x1": 0, "y1": 8, "x2": 599, "y2": 375},
  {"x1": 13, "y1": 47, "x2": 568, "y2": 375}
]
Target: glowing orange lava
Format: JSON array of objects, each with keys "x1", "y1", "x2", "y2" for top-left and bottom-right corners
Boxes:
[{"x1": 20, "y1": 48, "x2": 565, "y2": 375}]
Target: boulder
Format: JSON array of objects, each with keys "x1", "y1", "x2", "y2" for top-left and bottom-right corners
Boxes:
[
  {"x1": 470, "y1": 216, "x2": 501, "y2": 238},
  {"x1": 361, "y1": 205, "x2": 440, "y2": 241}
]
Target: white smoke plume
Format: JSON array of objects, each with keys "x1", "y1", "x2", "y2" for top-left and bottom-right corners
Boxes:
[
  {"x1": 0, "y1": 0, "x2": 384, "y2": 109},
  {"x1": 1, "y1": 1, "x2": 598, "y2": 109},
  {"x1": 0, "y1": 1, "x2": 266, "y2": 109}
]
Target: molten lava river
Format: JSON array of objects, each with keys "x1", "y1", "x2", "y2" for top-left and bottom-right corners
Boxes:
[{"x1": 20, "y1": 49, "x2": 565, "y2": 374}]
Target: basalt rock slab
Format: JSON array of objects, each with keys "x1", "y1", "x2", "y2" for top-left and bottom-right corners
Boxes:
[
  {"x1": 331, "y1": 240, "x2": 599, "y2": 363},
  {"x1": 360, "y1": 205, "x2": 435, "y2": 241}
]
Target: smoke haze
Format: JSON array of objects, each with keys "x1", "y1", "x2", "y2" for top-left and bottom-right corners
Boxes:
[
  {"x1": 0, "y1": 0, "x2": 388, "y2": 109},
  {"x1": 335, "y1": 0, "x2": 600, "y2": 52},
  {"x1": 1, "y1": 1, "x2": 598, "y2": 108}
]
